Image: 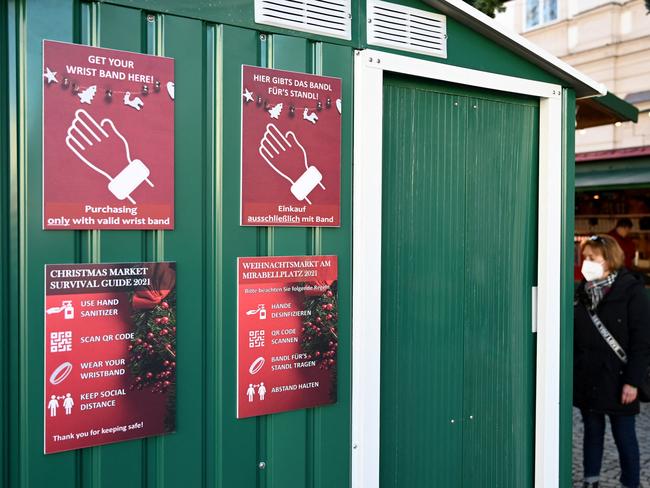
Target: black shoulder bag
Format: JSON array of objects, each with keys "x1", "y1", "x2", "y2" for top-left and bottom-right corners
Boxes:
[{"x1": 588, "y1": 310, "x2": 650, "y2": 402}]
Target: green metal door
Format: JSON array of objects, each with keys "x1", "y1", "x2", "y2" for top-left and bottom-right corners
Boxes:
[{"x1": 380, "y1": 73, "x2": 538, "y2": 487}]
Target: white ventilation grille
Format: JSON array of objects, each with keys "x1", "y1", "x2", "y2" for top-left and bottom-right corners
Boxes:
[
  {"x1": 367, "y1": 0, "x2": 447, "y2": 58},
  {"x1": 255, "y1": 0, "x2": 352, "y2": 40}
]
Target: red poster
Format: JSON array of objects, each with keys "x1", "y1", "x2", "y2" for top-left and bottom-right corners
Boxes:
[
  {"x1": 237, "y1": 256, "x2": 338, "y2": 418},
  {"x1": 241, "y1": 66, "x2": 341, "y2": 227},
  {"x1": 44, "y1": 262, "x2": 176, "y2": 454},
  {"x1": 42, "y1": 40, "x2": 174, "y2": 230}
]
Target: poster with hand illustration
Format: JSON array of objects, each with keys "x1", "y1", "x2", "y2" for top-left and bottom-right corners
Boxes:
[
  {"x1": 42, "y1": 40, "x2": 174, "y2": 230},
  {"x1": 241, "y1": 66, "x2": 341, "y2": 227}
]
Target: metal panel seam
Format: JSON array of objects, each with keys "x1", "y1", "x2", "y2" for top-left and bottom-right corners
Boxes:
[
  {"x1": 559, "y1": 87, "x2": 576, "y2": 488},
  {"x1": 12, "y1": 0, "x2": 30, "y2": 485}
]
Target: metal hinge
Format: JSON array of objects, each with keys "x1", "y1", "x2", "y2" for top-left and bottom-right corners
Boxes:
[{"x1": 531, "y1": 286, "x2": 538, "y2": 333}]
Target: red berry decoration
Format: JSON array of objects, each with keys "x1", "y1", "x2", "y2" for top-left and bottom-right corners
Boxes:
[
  {"x1": 160, "y1": 316, "x2": 169, "y2": 325},
  {"x1": 161, "y1": 301, "x2": 169, "y2": 309}
]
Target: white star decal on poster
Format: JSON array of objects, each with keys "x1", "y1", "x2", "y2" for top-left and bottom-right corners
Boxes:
[
  {"x1": 242, "y1": 88, "x2": 254, "y2": 103},
  {"x1": 268, "y1": 103, "x2": 283, "y2": 120},
  {"x1": 43, "y1": 67, "x2": 58, "y2": 84}
]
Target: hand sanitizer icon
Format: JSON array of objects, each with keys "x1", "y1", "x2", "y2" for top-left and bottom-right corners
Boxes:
[
  {"x1": 246, "y1": 304, "x2": 267, "y2": 320},
  {"x1": 46, "y1": 300, "x2": 75, "y2": 320},
  {"x1": 62, "y1": 301, "x2": 74, "y2": 320}
]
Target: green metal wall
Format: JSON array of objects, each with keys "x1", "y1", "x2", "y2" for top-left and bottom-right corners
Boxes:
[
  {"x1": 1, "y1": 1, "x2": 352, "y2": 487},
  {"x1": 380, "y1": 75, "x2": 538, "y2": 487}
]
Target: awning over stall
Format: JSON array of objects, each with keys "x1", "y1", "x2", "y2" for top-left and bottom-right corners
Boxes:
[{"x1": 576, "y1": 146, "x2": 650, "y2": 189}]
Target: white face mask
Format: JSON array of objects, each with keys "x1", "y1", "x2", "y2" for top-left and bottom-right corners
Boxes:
[{"x1": 582, "y1": 259, "x2": 605, "y2": 281}]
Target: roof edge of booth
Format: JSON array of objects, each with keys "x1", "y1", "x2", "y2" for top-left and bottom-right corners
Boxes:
[
  {"x1": 576, "y1": 93, "x2": 639, "y2": 130},
  {"x1": 420, "y1": 0, "x2": 607, "y2": 98}
]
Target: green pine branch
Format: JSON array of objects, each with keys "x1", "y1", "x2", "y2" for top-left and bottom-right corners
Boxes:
[{"x1": 464, "y1": 0, "x2": 508, "y2": 17}]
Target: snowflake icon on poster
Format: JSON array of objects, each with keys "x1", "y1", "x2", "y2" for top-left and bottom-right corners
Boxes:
[
  {"x1": 249, "y1": 330, "x2": 265, "y2": 348},
  {"x1": 50, "y1": 331, "x2": 72, "y2": 353},
  {"x1": 78, "y1": 85, "x2": 96, "y2": 104},
  {"x1": 268, "y1": 103, "x2": 283, "y2": 120}
]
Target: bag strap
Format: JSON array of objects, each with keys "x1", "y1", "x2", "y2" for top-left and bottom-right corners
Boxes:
[{"x1": 588, "y1": 310, "x2": 628, "y2": 364}]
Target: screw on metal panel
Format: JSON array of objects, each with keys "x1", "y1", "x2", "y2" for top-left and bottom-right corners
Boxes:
[
  {"x1": 450, "y1": 419, "x2": 455, "y2": 423},
  {"x1": 469, "y1": 415, "x2": 474, "y2": 420},
  {"x1": 473, "y1": 105, "x2": 477, "y2": 109},
  {"x1": 258, "y1": 461, "x2": 266, "y2": 470},
  {"x1": 377, "y1": 58, "x2": 381, "y2": 64},
  {"x1": 146, "y1": 14, "x2": 155, "y2": 23},
  {"x1": 444, "y1": 34, "x2": 448, "y2": 39},
  {"x1": 369, "y1": 57, "x2": 373, "y2": 62},
  {"x1": 454, "y1": 102, "x2": 459, "y2": 106},
  {"x1": 368, "y1": 18, "x2": 372, "y2": 23},
  {"x1": 260, "y1": 34, "x2": 267, "y2": 41},
  {"x1": 348, "y1": 13, "x2": 352, "y2": 18},
  {"x1": 353, "y1": 444, "x2": 358, "y2": 449}
]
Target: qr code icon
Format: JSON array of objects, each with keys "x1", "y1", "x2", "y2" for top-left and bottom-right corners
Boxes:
[
  {"x1": 249, "y1": 330, "x2": 265, "y2": 348},
  {"x1": 50, "y1": 331, "x2": 72, "y2": 353}
]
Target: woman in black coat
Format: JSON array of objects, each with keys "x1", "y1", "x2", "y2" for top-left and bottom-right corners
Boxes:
[{"x1": 574, "y1": 235, "x2": 650, "y2": 488}]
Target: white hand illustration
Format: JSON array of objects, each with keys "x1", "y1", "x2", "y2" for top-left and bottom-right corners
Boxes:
[
  {"x1": 65, "y1": 109, "x2": 154, "y2": 203},
  {"x1": 258, "y1": 123, "x2": 325, "y2": 204}
]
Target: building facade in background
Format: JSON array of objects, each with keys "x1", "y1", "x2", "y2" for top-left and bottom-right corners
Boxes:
[{"x1": 497, "y1": 0, "x2": 650, "y2": 152}]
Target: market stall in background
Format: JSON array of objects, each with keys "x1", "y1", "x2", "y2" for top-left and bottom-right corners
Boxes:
[{"x1": 575, "y1": 146, "x2": 650, "y2": 282}]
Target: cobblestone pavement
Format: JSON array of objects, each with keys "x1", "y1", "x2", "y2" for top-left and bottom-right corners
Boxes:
[{"x1": 573, "y1": 403, "x2": 650, "y2": 487}]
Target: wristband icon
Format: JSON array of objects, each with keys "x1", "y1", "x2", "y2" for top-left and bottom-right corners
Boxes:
[
  {"x1": 258, "y1": 123, "x2": 325, "y2": 204},
  {"x1": 65, "y1": 109, "x2": 154, "y2": 204}
]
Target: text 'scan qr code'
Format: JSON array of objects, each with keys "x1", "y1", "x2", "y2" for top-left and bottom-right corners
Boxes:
[
  {"x1": 50, "y1": 331, "x2": 72, "y2": 353},
  {"x1": 248, "y1": 330, "x2": 265, "y2": 348}
]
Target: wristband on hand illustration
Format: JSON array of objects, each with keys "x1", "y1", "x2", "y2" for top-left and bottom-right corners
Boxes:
[
  {"x1": 258, "y1": 123, "x2": 325, "y2": 204},
  {"x1": 65, "y1": 109, "x2": 154, "y2": 204}
]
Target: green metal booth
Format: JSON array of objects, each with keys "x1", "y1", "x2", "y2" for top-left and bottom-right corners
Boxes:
[{"x1": 0, "y1": 0, "x2": 613, "y2": 487}]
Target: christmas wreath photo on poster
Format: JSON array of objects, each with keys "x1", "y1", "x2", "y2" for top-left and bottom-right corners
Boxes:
[
  {"x1": 129, "y1": 262, "x2": 177, "y2": 432},
  {"x1": 300, "y1": 279, "x2": 338, "y2": 401}
]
